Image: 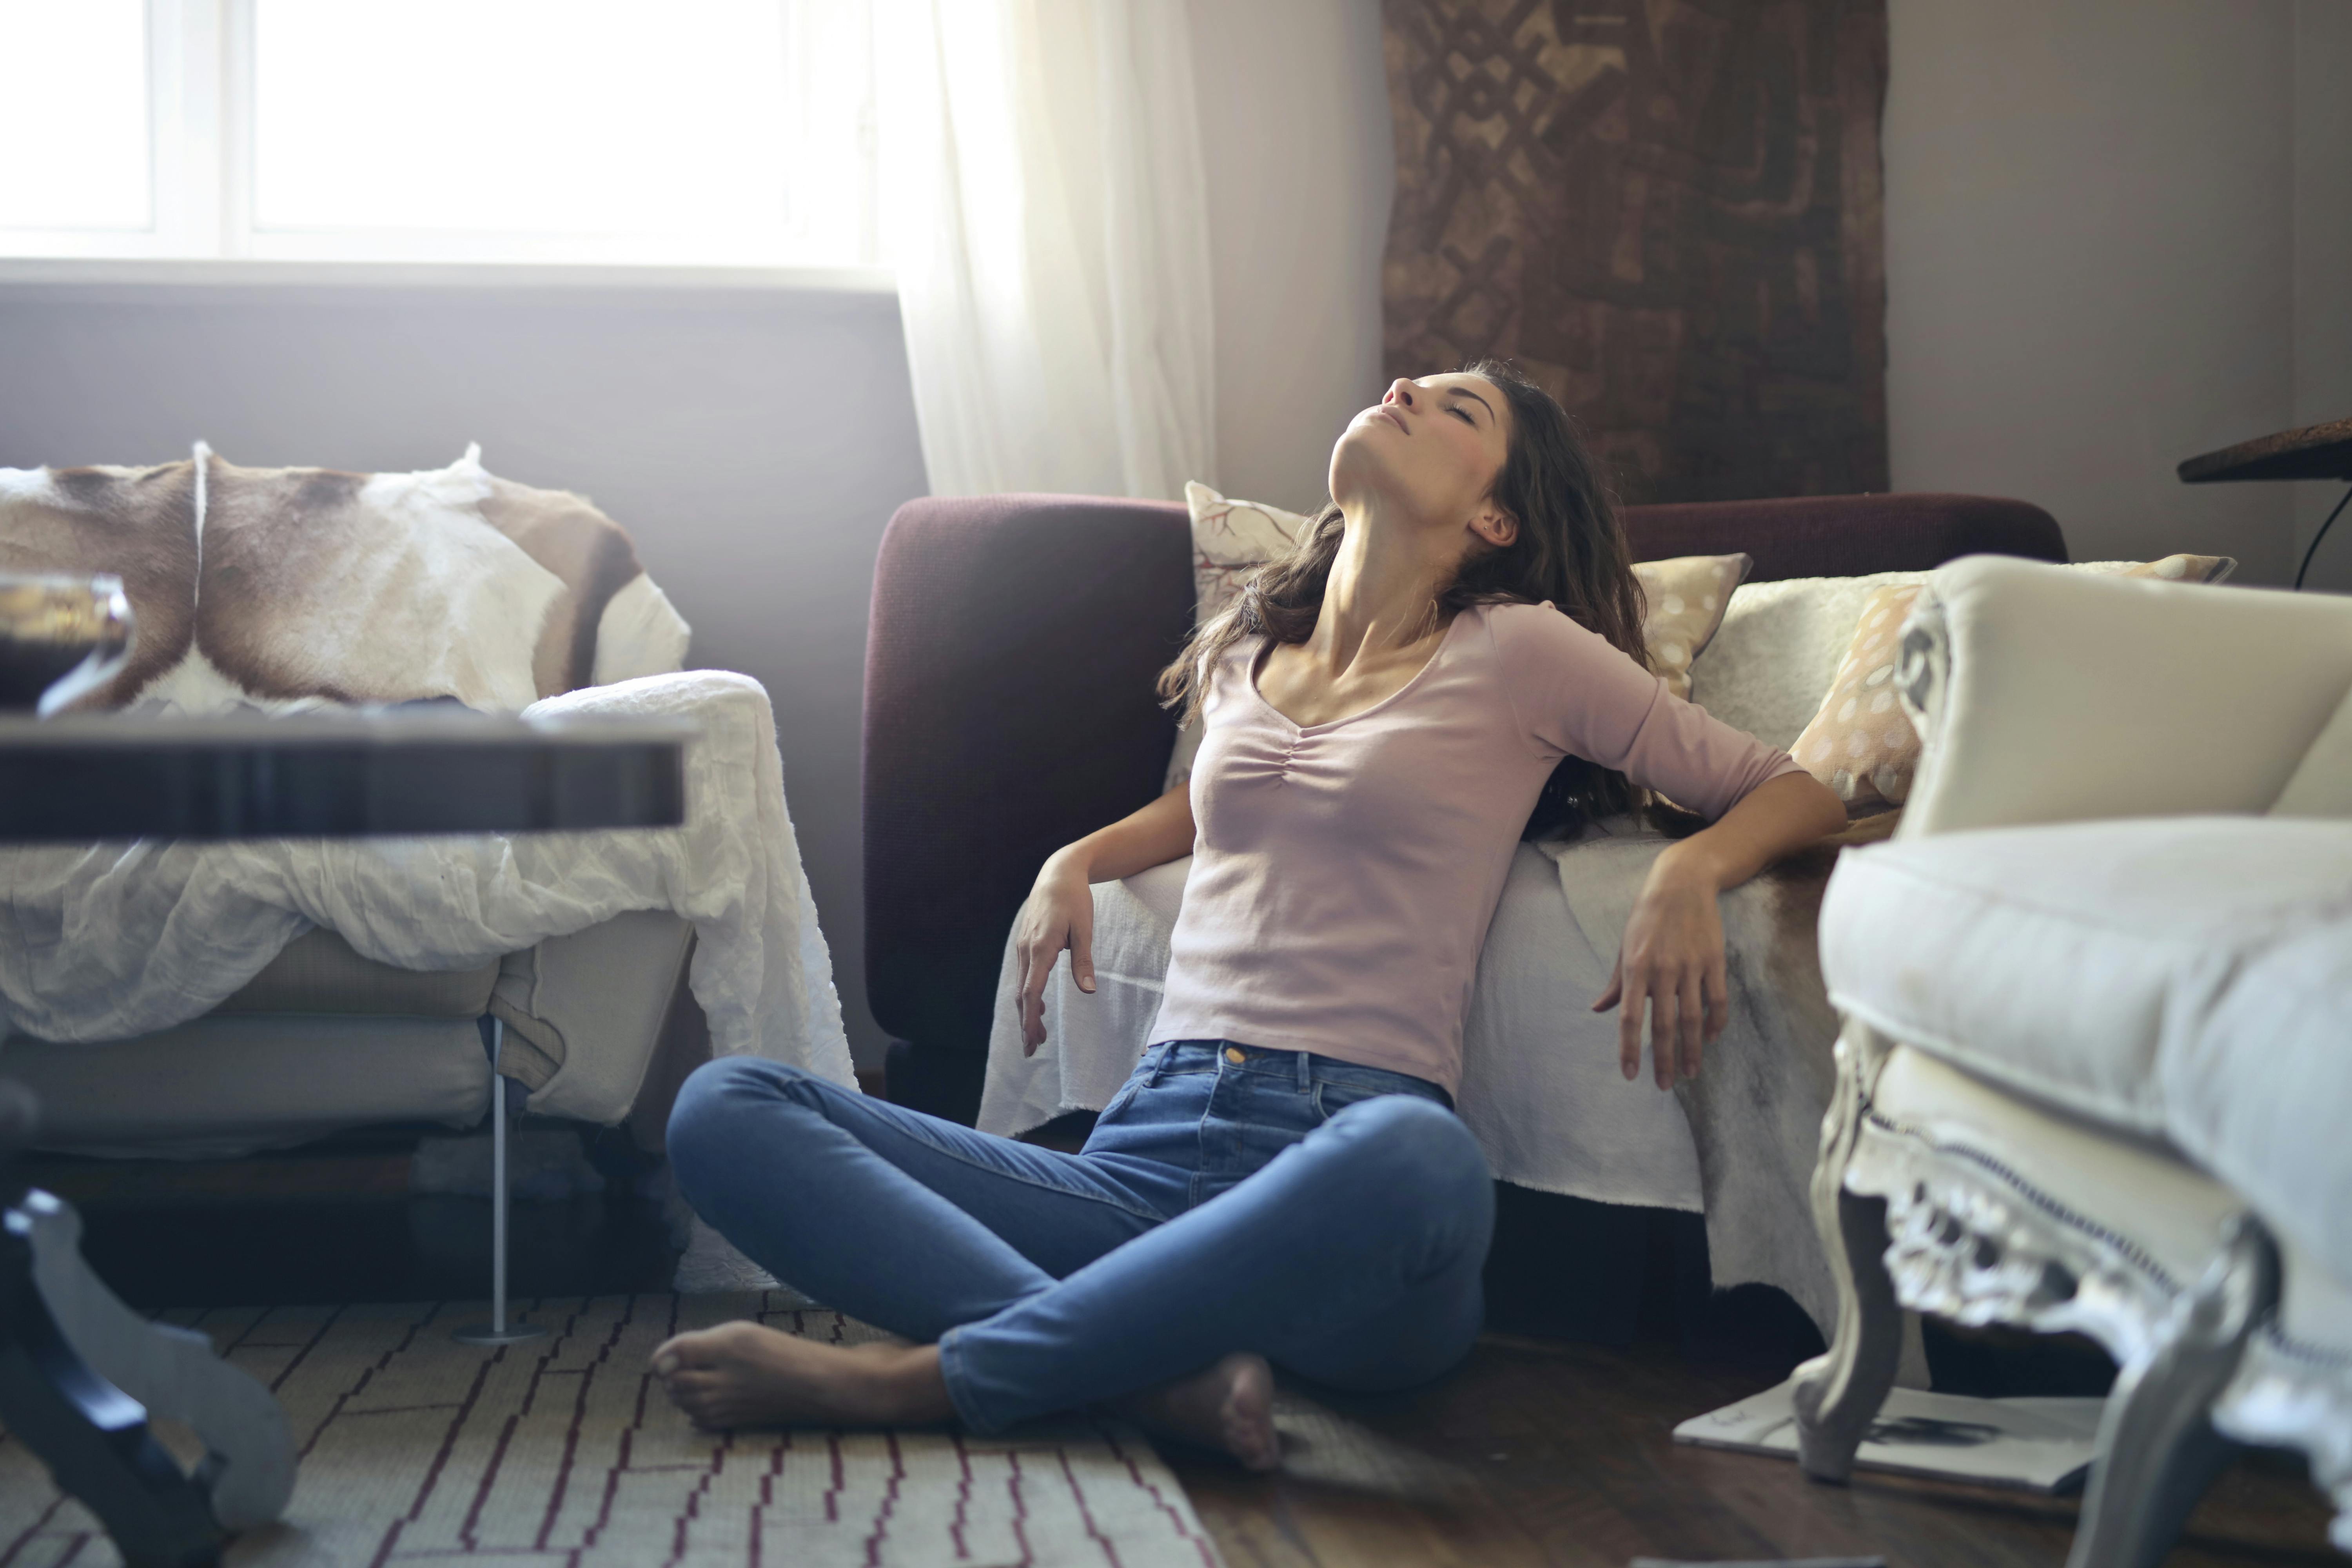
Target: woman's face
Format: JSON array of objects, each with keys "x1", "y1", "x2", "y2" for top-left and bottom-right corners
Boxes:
[{"x1": 1329, "y1": 372, "x2": 1515, "y2": 548}]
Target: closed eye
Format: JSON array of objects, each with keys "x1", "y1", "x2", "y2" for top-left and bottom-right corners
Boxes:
[{"x1": 1447, "y1": 404, "x2": 1475, "y2": 424}]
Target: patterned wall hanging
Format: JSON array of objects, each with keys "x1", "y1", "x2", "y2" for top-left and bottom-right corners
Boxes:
[{"x1": 1381, "y1": 0, "x2": 1890, "y2": 505}]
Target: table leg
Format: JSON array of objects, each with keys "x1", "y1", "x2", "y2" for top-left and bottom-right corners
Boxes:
[{"x1": 0, "y1": 1198, "x2": 225, "y2": 1568}]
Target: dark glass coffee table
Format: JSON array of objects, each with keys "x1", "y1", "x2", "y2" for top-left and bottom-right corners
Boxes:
[{"x1": 0, "y1": 708, "x2": 692, "y2": 1568}]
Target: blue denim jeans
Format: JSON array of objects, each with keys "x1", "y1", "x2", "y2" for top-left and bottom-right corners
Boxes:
[{"x1": 666, "y1": 1039, "x2": 1495, "y2": 1434}]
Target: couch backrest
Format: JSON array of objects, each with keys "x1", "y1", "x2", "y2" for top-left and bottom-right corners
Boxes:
[
  {"x1": 1625, "y1": 493, "x2": 2065, "y2": 583},
  {"x1": 862, "y1": 490, "x2": 2065, "y2": 1065}
]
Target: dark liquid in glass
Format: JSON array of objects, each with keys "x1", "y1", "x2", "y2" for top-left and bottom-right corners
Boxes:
[
  {"x1": 0, "y1": 576, "x2": 133, "y2": 714},
  {"x1": 0, "y1": 637, "x2": 103, "y2": 710}
]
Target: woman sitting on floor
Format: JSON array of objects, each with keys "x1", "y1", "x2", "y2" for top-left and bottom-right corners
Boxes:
[{"x1": 646, "y1": 360, "x2": 1846, "y2": 1468}]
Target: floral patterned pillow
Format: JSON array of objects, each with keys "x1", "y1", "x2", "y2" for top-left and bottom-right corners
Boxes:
[
  {"x1": 1164, "y1": 485, "x2": 1315, "y2": 790},
  {"x1": 1184, "y1": 481, "x2": 1315, "y2": 629}
]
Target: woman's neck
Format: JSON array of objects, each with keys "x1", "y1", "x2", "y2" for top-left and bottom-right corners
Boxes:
[{"x1": 1310, "y1": 495, "x2": 1457, "y2": 674}]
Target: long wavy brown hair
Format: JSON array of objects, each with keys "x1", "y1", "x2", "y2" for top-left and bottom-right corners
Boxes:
[{"x1": 1157, "y1": 359, "x2": 1651, "y2": 842}]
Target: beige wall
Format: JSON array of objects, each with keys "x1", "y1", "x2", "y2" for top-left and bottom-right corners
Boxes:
[
  {"x1": 1187, "y1": 0, "x2": 1394, "y2": 515},
  {"x1": 1883, "y1": 0, "x2": 2350, "y2": 588}
]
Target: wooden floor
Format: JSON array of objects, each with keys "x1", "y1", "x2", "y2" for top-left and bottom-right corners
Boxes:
[
  {"x1": 28, "y1": 1135, "x2": 2345, "y2": 1568},
  {"x1": 1166, "y1": 1333, "x2": 2338, "y2": 1568}
]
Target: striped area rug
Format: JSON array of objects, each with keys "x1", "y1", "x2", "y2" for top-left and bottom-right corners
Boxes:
[{"x1": 0, "y1": 1291, "x2": 1226, "y2": 1568}]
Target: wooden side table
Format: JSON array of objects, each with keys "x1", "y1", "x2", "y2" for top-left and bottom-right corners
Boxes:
[
  {"x1": 2179, "y1": 414, "x2": 2352, "y2": 588},
  {"x1": 0, "y1": 709, "x2": 690, "y2": 1568}
]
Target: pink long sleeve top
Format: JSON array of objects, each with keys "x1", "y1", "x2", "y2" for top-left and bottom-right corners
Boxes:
[{"x1": 1145, "y1": 598, "x2": 1806, "y2": 1099}]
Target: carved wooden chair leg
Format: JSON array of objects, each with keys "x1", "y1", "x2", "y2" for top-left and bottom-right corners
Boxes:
[
  {"x1": 1792, "y1": 1021, "x2": 1901, "y2": 1482},
  {"x1": 2065, "y1": 1215, "x2": 2279, "y2": 1568},
  {"x1": 1793, "y1": 1187, "x2": 1904, "y2": 1481}
]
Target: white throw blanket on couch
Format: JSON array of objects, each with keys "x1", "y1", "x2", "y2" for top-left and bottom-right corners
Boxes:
[{"x1": 0, "y1": 672, "x2": 855, "y2": 1099}]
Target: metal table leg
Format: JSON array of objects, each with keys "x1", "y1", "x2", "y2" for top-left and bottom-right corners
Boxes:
[{"x1": 455, "y1": 1019, "x2": 547, "y2": 1347}]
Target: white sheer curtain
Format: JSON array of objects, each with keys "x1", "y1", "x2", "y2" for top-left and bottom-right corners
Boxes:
[{"x1": 873, "y1": 0, "x2": 1217, "y2": 499}]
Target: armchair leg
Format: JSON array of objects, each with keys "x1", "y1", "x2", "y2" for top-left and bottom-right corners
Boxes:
[
  {"x1": 454, "y1": 1019, "x2": 546, "y2": 1348},
  {"x1": 1792, "y1": 1022, "x2": 1902, "y2": 1482},
  {"x1": 1793, "y1": 1189, "x2": 1904, "y2": 1481},
  {"x1": 2065, "y1": 1216, "x2": 2279, "y2": 1568}
]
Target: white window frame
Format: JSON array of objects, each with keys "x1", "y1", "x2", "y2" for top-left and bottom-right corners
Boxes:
[{"x1": 0, "y1": 0, "x2": 886, "y2": 285}]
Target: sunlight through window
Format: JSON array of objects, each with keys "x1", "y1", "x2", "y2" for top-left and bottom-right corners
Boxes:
[
  {"x1": 0, "y1": 0, "x2": 151, "y2": 232},
  {"x1": 0, "y1": 0, "x2": 875, "y2": 269},
  {"x1": 254, "y1": 0, "x2": 792, "y2": 256}
]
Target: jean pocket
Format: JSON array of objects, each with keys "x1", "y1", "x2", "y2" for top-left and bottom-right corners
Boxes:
[
  {"x1": 1310, "y1": 1073, "x2": 1448, "y2": 1124},
  {"x1": 1308, "y1": 1080, "x2": 1388, "y2": 1123},
  {"x1": 1096, "y1": 1048, "x2": 1158, "y2": 1122}
]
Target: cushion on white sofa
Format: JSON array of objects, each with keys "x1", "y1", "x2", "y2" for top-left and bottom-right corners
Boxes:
[
  {"x1": 2162, "y1": 907, "x2": 2352, "y2": 1285},
  {"x1": 1822, "y1": 816, "x2": 2352, "y2": 1282},
  {"x1": 1822, "y1": 816, "x2": 2352, "y2": 1136}
]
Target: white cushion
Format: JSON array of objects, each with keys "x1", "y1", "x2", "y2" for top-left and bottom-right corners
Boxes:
[
  {"x1": 1823, "y1": 815, "x2": 2352, "y2": 1281},
  {"x1": 1824, "y1": 816, "x2": 2352, "y2": 1132},
  {"x1": 2162, "y1": 902, "x2": 2352, "y2": 1287},
  {"x1": 497, "y1": 909, "x2": 695, "y2": 1125},
  {"x1": 1898, "y1": 558, "x2": 2352, "y2": 837}
]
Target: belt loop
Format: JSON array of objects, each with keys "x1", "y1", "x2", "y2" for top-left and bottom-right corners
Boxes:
[
  {"x1": 1296, "y1": 1049, "x2": 1312, "y2": 1092},
  {"x1": 1144, "y1": 1043, "x2": 1169, "y2": 1087}
]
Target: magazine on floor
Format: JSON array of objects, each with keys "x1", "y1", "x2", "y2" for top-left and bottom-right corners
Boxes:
[{"x1": 1673, "y1": 1379, "x2": 2105, "y2": 1493}]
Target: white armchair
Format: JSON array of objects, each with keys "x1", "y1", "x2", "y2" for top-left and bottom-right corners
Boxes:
[{"x1": 1790, "y1": 555, "x2": 2352, "y2": 1567}]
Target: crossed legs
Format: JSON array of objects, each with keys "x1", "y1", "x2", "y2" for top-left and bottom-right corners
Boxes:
[{"x1": 652, "y1": 1057, "x2": 1492, "y2": 1465}]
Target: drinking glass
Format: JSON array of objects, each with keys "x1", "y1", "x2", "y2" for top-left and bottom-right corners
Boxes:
[{"x1": 0, "y1": 574, "x2": 135, "y2": 715}]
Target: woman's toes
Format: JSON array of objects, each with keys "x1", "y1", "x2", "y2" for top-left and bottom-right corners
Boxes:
[
  {"x1": 641, "y1": 1320, "x2": 947, "y2": 1430},
  {"x1": 1114, "y1": 1352, "x2": 1282, "y2": 1472},
  {"x1": 1217, "y1": 1355, "x2": 1279, "y2": 1471}
]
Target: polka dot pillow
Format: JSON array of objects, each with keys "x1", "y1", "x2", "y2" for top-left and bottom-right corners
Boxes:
[
  {"x1": 1789, "y1": 552, "x2": 2239, "y2": 814},
  {"x1": 1632, "y1": 553, "x2": 1752, "y2": 701},
  {"x1": 2074, "y1": 552, "x2": 2237, "y2": 584},
  {"x1": 1791, "y1": 583, "x2": 1926, "y2": 813}
]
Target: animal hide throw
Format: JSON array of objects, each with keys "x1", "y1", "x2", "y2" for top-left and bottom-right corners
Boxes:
[{"x1": 0, "y1": 443, "x2": 688, "y2": 714}]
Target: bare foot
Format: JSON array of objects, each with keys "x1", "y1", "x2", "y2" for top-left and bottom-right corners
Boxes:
[
  {"x1": 649, "y1": 1321, "x2": 952, "y2": 1432},
  {"x1": 1114, "y1": 1352, "x2": 1279, "y2": 1472}
]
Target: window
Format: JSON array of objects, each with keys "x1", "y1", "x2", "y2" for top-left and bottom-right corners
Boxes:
[{"x1": 0, "y1": 0, "x2": 877, "y2": 268}]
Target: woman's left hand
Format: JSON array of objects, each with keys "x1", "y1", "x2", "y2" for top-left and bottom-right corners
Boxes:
[{"x1": 1592, "y1": 851, "x2": 1728, "y2": 1090}]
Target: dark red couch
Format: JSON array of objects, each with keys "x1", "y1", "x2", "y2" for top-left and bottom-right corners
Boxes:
[{"x1": 862, "y1": 490, "x2": 2065, "y2": 1126}]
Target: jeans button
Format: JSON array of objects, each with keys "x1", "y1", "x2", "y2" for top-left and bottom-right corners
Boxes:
[{"x1": 1223, "y1": 1046, "x2": 1245, "y2": 1065}]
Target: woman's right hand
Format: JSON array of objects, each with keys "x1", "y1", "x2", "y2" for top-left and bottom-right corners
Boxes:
[{"x1": 1013, "y1": 851, "x2": 1097, "y2": 1055}]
